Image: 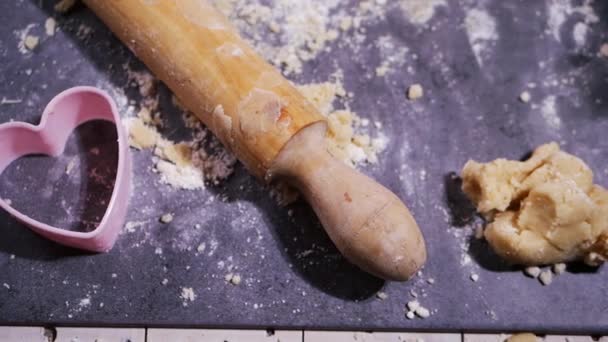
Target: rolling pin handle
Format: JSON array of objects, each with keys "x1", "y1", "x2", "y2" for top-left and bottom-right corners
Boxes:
[{"x1": 269, "y1": 122, "x2": 426, "y2": 281}]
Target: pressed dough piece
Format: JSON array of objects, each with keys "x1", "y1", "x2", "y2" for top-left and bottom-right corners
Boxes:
[
  {"x1": 461, "y1": 143, "x2": 558, "y2": 213},
  {"x1": 462, "y1": 143, "x2": 608, "y2": 265}
]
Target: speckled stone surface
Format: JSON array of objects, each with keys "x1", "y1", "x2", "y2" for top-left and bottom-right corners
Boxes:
[{"x1": 0, "y1": 0, "x2": 607, "y2": 334}]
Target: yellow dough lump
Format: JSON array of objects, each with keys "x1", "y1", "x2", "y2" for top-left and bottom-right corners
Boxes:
[{"x1": 461, "y1": 142, "x2": 608, "y2": 266}]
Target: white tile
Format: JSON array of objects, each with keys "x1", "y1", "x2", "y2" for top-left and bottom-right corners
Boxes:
[
  {"x1": 544, "y1": 336, "x2": 597, "y2": 342},
  {"x1": 464, "y1": 333, "x2": 507, "y2": 342},
  {"x1": 54, "y1": 327, "x2": 145, "y2": 342},
  {"x1": 0, "y1": 326, "x2": 47, "y2": 342},
  {"x1": 147, "y1": 329, "x2": 302, "y2": 342},
  {"x1": 305, "y1": 331, "x2": 460, "y2": 342},
  {"x1": 465, "y1": 334, "x2": 603, "y2": 342}
]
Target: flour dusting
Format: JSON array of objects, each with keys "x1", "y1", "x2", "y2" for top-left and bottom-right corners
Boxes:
[
  {"x1": 541, "y1": 95, "x2": 562, "y2": 130},
  {"x1": 573, "y1": 22, "x2": 588, "y2": 48},
  {"x1": 547, "y1": 0, "x2": 598, "y2": 44},
  {"x1": 464, "y1": 8, "x2": 498, "y2": 67},
  {"x1": 400, "y1": 0, "x2": 446, "y2": 25}
]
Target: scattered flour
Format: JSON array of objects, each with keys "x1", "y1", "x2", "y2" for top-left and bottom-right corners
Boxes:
[
  {"x1": 464, "y1": 8, "x2": 498, "y2": 67},
  {"x1": 24, "y1": 35, "x2": 39, "y2": 51},
  {"x1": 79, "y1": 297, "x2": 91, "y2": 308},
  {"x1": 213, "y1": 0, "x2": 342, "y2": 75},
  {"x1": 547, "y1": 0, "x2": 598, "y2": 43},
  {"x1": 540, "y1": 95, "x2": 562, "y2": 129},
  {"x1": 375, "y1": 35, "x2": 409, "y2": 77},
  {"x1": 123, "y1": 68, "x2": 237, "y2": 190},
  {"x1": 213, "y1": 0, "x2": 388, "y2": 75},
  {"x1": 399, "y1": 0, "x2": 446, "y2": 25},
  {"x1": 572, "y1": 22, "x2": 588, "y2": 48}
]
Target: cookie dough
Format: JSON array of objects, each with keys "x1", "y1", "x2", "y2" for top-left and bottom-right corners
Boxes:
[{"x1": 461, "y1": 143, "x2": 608, "y2": 266}]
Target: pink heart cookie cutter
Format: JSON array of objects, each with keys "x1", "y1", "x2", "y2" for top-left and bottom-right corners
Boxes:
[{"x1": 0, "y1": 86, "x2": 131, "y2": 252}]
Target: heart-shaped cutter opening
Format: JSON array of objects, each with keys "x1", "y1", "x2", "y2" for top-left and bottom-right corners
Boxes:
[{"x1": 0, "y1": 86, "x2": 131, "y2": 252}]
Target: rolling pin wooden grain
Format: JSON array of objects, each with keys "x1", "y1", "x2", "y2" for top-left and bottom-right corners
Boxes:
[{"x1": 84, "y1": 0, "x2": 426, "y2": 281}]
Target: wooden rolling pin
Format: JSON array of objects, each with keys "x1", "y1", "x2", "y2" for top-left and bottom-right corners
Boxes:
[{"x1": 84, "y1": 0, "x2": 426, "y2": 281}]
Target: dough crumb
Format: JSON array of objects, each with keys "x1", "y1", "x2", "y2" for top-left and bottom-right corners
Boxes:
[
  {"x1": 523, "y1": 266, "x2": 541, "y2": 278},
  {"x1": 426, "y1": 278, "x2": 435, "y2": 284},
  {"x1": 552, "y1": 263, "x2": 566, "y2": 275},
  {"x1": 224, "y1": 273, "x2": 241, "y2": 285},
  {"x1": 230, "y1": 274, "x2": 241, "y2": 285},
  {"x1": 406, "y1": 300, "x2": 420, "y2": 311},
  {"x1": 470, "y1": 273, "x2": 479, "y2": 282},
  {"x1": 519, "y1": 91, "x2": 531, "y2": 103},
  {"x1": 160, "y1": 213, "x2": 174, "y2": 224},
  {"x1": 161, "y1": 279, "x2": 168, "y2": 286},
  {"x1": 297, "y1": 81, "x2": 387, "y2": 167},
  {"x1": 196, "y1": 243, "x2": 206, "y2": 253},
  {"x1": 415, "y1": 306, "x2": 431, "y2": 319},
  {"x1": 24, "y1": 35, "x2": 39, "y2": 51},
  {"x1": 54, "y1": 0, "x2": 77, "y2": 13},
  {"x1": 125, "y1": 117, "x2": 158, "y2": 150},
  {"x1": 407, "y1": 84, "x2": 424, "y2": 100},
  {"x1": 600, "y1": 43, "x2": 608, "y2": 57},
  {"x1": 405, "y1": 300, "x2": 431, "y2": 319},
  {"x1": 376, "y1": 292, "x2": 388, "y2": 300},
  {"x1": 180, "y1": 287, "x2": 196, "y2": 305},
  {"x1": 539, "y1": 270, "x2": 553, "y2": 286},
  {"x1": 45, "y1": 18, "x2": 56, "y2": 36}
]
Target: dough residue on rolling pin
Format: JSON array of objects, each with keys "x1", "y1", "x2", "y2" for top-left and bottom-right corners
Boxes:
[
  {"x1": 119, "y1": 1, "x2": 391, "y2": 190},
  {"x1": 237, "y1": 88, "x2": 288, "y2": 141},
  {"x1": 124, "y1": 68, "x2": 388, "y2": 190},
  {"x1": 461, "y1": 142, "x2": 608, "y2": 266}
]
